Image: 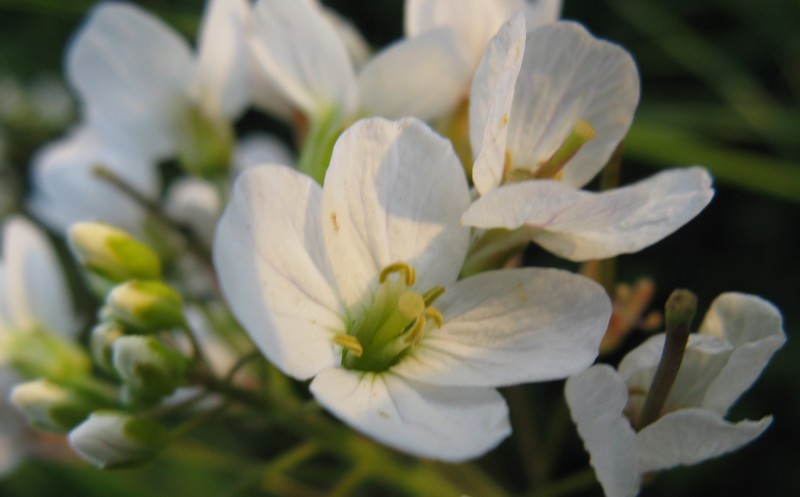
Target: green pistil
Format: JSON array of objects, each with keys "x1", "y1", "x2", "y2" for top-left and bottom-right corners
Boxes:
[
  {"x1": 504, "y1": 119, "x2": 597, "y2": 183},
  {"x1": 340, "y1": 263, "x2": 445, "y2": 372}
]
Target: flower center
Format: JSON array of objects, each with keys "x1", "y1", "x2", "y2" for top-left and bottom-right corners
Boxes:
[
  {"x1": 503, "y1": 119, "x2": 596, "y2": 183},
  {"x1": 334, "y1": 262, "x2": 444, "y2": 373}
]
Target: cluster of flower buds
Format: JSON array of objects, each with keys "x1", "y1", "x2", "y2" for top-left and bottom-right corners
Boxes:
[{"x1": 0, "y1": 0, "x2": 786, "y2": 494}]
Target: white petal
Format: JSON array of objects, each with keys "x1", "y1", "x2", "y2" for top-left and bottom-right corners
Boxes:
[
  {"x1": 393, "y1": 268, "x2": 610, "y2": 386},
  {"x1": 233, "y1": 133, "x2": 294, "y2": 171},
  {"x1": 636, "y1": 408, "x2": 772, "y2": 473},
  {"x1": 213, "y1": 165, "x2": 343, "y2": 380},
  {"x1": 310, "y1": 368, "x2": 510, "y2": 461},
  {"x1": 322, "y1": 7, "x2": 372, "y2": 70},
  {"x1": 321, "y1": 118, "x2": 470, "y2": 309},
  {"x1": 193, "y1": 0, "x2": 251, "y2": 118},
  {"x1": 619, "y1": 333, "x2": 734, "y2": 416},
  {"x1": 250, "y1": 0, "x2": 356, "y2": 118},
  {"x1": 27, "y1": 126, "x2": 158, "y2": 236},
  {"x1": 462, "y1": 167, "x2": 713, "y2": 261},
  {"x1": 699, "y1": 293, "x2": 786, "y2": 414},
  {"x1": 405, "y1": 0, "x2": 524, "y2": 69},
  {"x1": 505, "y1": 22, "x2": 639, "y2": 188},
  {"x1": 470, "y1": 14, "x2": 526, "y2": 194},
  {"x1": 565, "y1": 365, "x2": 640, "y2": 497},
  {"x1": 1, "y1": 217, "x2": 78, "y2": 338},
  {"x1": 66, "y1": 3, "x2": 193, "y2": 157},
  {"x1": 524, "y1": 0, "x2": 562, "y2": 29},
  {"x1": 356, "y1": 29, "x2": 470, "y2": 121}
]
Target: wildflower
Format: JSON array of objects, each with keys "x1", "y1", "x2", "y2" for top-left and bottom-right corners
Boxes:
[
  {"x1": 462, "y1": 18, "x2": 714, "y2": 261},
  {"x1": 66, "y1": 0, "x2": 249, "y2": 174},
  {"x1": 565, "y1": 293, "x2": 785, "y2": 497},
  {"x1": 214, "y1": 117, "x2": 611, "y2": 460}
]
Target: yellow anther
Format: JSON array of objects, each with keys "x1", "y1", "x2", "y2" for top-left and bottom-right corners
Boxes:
[
  {"x1": 424, "y1": 307, "x2": 444, "y2": 328},
  {"x1": 379, "y1": 262, "x2": 416, "y2": 286},
  {"x1": 398, "y1": 291, "x2": 426, "y2": 319},
  {"x1": 534, "y1": 119, "x2": 596, "y2": 180},
  {"x1": 422, "y1": 286, "x2": 445, "y2": 307},
  {"x1": 334, "y1": 335, "x2": 364, "y2": 357},
  {"x1": 403, "y1": 315, "x2": 427, "y2": 346}
]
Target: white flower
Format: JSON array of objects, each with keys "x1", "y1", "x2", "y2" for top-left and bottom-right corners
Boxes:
[
  {"x1": 66, "y1": 0, "x2": 249, "y2": 161},
  {"x1": 565, "y1": 293, "x2": 785, "y2": 497},
  {"x1": 214, "y1": 117, "x2": 611, "y2": 461},
  {"x1": 250, "y1": 0, "x2": 470, "y2": 125},
  {"x1": 28, "y1": 126, "x2": 158, "y2": 236},
  {"x1": 462, "y1": 18, "x2": 714, "y2": 261},
  {"x1": 0, "y1": 217, "x2": 81, "y2": 472},
  {"x1": 405, "y1": 0, "x2": 561, "y2": 72},
  {"x1": 0, "y1": 216, "x2": 79, "y2": 341}
]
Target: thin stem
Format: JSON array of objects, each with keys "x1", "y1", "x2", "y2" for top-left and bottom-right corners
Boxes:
[
  {"x1": 93, "y1": 165, "x2": 212, "y2": 263},
  {"x1": 506, "y1": 385, "x2": 548, "y2": 487},
  {"x1": 525, "y1": 468, "x2": 598, "y2": 497},
  {"x1": 222, "y1": 349, "x2": 262, "y2": 385},
  {"x1": 462, "y1": 227, "x2": 533, "y2": 277},
  {"x1": 328, "y1": 464, "x2": 370, "y2": 497}
]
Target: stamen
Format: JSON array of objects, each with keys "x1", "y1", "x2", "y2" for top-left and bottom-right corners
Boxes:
[
  {"x1": 534, "y1": 119, "x2": 596, "y2": 180},
  {"x1": 424, "y1": 308, "x2": 443, "y2": 328},
  {"x1": 379, "y1": 262, "x2": 416, "y2": 286},
  {"x1": 333, "y1": 335, "x2": 364, "y2": 357},
  {"x1": 422, "y1": 286, "x2": 445, "y2": 307},
  {"x1": 403, "y1": 315, "x2": 427, "y2": 346}
]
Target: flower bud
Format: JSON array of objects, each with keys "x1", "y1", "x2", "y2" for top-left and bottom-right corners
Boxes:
[
  {"x1": 68, "y1": 222, "x2": 161, "y2": 283},
  {"x1": 5, "y1": 332, "x2": 90, "y2": 381},
  {"x1": 104, "y1": 280, "x2": 184, "y2": 333},
  {"x1": 90, "y1": 321, "x2": 126, "y2": 372},
  {"x1": 112, "y1": 336, "x2": 189, "y2": 404},
  {"x1": 11, "y1": 379, "x2": 92, "y2": 432},
  {"x1": 68, "y1": 411, "x2": 169, "y2": 468}
]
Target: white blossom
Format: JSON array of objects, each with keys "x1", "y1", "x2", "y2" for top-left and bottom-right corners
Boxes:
[
  {"x1": 462, "y1": 18, "x2": 714, "y2": 261},
  {"x1": 565, "y1": 293, "x2": 785, "y2": 497},
  {"x1": 215, "y1": 117, "x2": 611, "y2": 461}
]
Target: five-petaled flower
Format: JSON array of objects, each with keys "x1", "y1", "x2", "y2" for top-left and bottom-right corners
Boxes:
[{"x1": 214, "y1": 117, "x2": 611, "y2": 460}]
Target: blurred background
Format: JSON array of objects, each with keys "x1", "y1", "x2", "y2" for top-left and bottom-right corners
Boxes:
[{"x1": 0, "y1": 0, "x2": 797, "y2": 495}]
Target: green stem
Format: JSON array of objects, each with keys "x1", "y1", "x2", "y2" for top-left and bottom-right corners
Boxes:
[
  {"x1": 93, "y1": 166, "x2": 213, "y2": 263},
  {"x1": 297, "y1": 109, "x2": 344, "y2": 185},
  {"x1": 328, "y1": 463, "x2": 370, "y2": 497},
  {"x1": 461, "y1": 228, "x2": 533, "y2": 277},
  {"x1": 525, "y1": 468, "x2": 598, "y2": 497},
  {"x1": 506, "y1": 385, "x2": 548, "y2": 487}
]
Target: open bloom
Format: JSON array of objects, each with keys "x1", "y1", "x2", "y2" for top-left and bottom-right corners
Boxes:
[
  {"x1": 462, "y1": 18, "x2": 714, "y2": 261},
  {"x1": 565, "y1": 293, "x2": 785, "y2": 497},
  {"x1": 67, "y1": 0, "x2": 249, "y2": 167},
  {"x1": 215, "y1": 117, "x2": 611, "y2": 460}
]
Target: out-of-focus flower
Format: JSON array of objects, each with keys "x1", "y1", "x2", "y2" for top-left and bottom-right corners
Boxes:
[
  {"x1": 28, "y1": 126, "x2": 159, "y2": 237},
  {"x1": 215, "y1": 117, "x2": 610, "y2": 461},
  {"x1": 250, "y1": 0, "x2": 470, "y2": 126},
  {"x1": 0, "y1": 217, "x2": 83, "y2": 471},
  {"x1": 565, "y1": 293, "x2": 785, "y2": 497},
  {"x1": 68, "y1": 411, "x2": 169, "y2": 469},
  {"x1": 462, "y1": 18, "x2": 714, "y2": 261},
  {"x1": 405, "y1": 0, "x2": 561, "y2": 73},
  {"x1": 66, "y1": 0, "x2": 249, "y2": 175}
]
